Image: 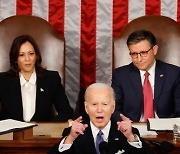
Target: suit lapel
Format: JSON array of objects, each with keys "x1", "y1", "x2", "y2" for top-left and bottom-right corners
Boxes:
[
  {"x1": 9, "y1": 77, "x2": 23, "y2": 119},
  {"x1": 108, "y1": 122, "x2": 125, "y2": 153},
  {"x1": 32, "y1": 75, "x2": 47, "y2": 118},
  {"x1": 81, "y1": 125, "x2": 96, "y2": 153},
  {"x1": 129, "y1": 64, "x2": 143, "y2": 102},
  {"x1": 154, "y1": 61, "x2": 165, "y2": 105}
]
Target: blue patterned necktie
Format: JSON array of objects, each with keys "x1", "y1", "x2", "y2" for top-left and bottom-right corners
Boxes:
[{"x1": 96, "y1": 130, "x2": 104, "y2": 154}]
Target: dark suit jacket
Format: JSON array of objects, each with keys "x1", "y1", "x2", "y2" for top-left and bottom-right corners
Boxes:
[
  {"x1": 0, "y1": 70, "x2": 73, "y2": 121},
  {"x1": 48, "y1": 121, "x2": 153, "y2": 154},
  {"x1": 112, "y1": 60, "x2": 180, "y2": 121}
]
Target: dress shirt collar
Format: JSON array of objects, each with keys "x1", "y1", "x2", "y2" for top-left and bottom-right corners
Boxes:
[
  {"x1": 90, "y1": 121, "x2": 111, "y2": 142},
  {"x1": 20, "y1": 69, "x2": 37, "y2": 86}
]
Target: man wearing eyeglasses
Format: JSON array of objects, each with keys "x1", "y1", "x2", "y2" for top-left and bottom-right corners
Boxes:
[{"x1": 112, "y1": 29, "x2": 180, "y2": 122}]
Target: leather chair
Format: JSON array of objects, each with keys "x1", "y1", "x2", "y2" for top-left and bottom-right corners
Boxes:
[
  {"x1": 0, "y1": 15, "x2": 65, "y2": 83},
  {"x1": 114, "y1": 15, "x2": 180, "y2": 68},
  {"x1": 0, "y1": 15, "x2": 65, "y2": 116}
]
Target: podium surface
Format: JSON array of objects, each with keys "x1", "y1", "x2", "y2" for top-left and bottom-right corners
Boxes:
[
  {"x1": 0, "y1": 122, "x2": 179, "y2": 154},
  {"x1": 0, "y1": 122, "x2": 68, "y2": 154}
]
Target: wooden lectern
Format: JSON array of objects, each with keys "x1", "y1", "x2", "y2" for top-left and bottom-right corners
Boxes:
[{"x1": 13, "y1": 127, "x2": 33, "y2": 140}]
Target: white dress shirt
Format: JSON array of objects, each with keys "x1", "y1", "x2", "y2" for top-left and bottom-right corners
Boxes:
[
  {"x1": 139, "y1": 60, "x2": 159, "y2": 121},
  {"x1": 58, "y1": 121, "x2": 142, "y2": 152},
  {"x1": 20, "y1": 70, "x2": 36, "y2": 122}
]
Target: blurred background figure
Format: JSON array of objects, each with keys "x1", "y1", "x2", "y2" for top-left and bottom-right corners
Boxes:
[
  {"x1": 0, "y1": 35, "x2": 74, "y2": 122},
  {"x1": 112, "y1": 30, "x2": 180, "y2": 122}
]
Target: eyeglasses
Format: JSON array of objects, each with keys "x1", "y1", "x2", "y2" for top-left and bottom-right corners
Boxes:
[{"x1": 129, "y1": 46, "x2": 153, "y2": 59}]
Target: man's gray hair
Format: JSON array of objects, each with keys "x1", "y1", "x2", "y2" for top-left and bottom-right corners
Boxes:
[{"x1": 84, "y1": 83, "x2": 115, "y2": 102}]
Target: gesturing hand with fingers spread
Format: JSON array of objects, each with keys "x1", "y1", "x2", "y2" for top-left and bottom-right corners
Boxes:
[
  {"x1": 117, "y1": 114, "x2": 135, "y2": 142},
  {"x1": 64, "y1": 116, "x2": 88, "y2": 144}
]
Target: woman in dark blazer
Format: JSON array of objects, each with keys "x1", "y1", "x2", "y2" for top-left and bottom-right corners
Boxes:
[{"x1": 0, "y1": 35, "x2": 74, "y2": 122}]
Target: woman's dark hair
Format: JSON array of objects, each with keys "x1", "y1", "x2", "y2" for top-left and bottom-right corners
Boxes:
[
  {"x1": 8, "y1": 35, "x2": 45, "y2": 77},
  {"x1": 127, "y1": 30, "x2": 157, "y2": 47}
]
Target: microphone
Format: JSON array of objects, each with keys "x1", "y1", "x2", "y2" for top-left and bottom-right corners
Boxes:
[
  {"x1": 148, "y1": 140, "x2": 174, "y2": 152},
  {"x1": 99, "y1": 141, "x2": 109, "y2": 154}
]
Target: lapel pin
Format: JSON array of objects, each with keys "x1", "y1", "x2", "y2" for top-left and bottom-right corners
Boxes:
[
  {"x1": 40, "y1": 88, "x2": 44, "y2": 92},
  {"x1": 160, "y1": 74, "x2": 164, "y2": 77},
  {"x1": 115, "y1": 138, "x2": 119, "y2": 140}
]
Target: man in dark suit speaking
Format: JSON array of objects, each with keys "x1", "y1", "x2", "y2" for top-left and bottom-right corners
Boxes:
[
  {"x1": 112, "y1": 30, "x2": 180, "y2": 122},
  {"x1": 48, "y1": 83, "x2": 152, "y2": 154}
]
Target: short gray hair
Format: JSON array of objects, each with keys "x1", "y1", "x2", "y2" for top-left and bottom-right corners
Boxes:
[{"x1": 84, "y1": 83, "x2": 115, "y2": 102}]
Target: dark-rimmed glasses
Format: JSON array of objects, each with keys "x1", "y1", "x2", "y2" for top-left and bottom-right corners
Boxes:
[{"x1": 129, "y1": 46, "x2": 154, "y2": 59}]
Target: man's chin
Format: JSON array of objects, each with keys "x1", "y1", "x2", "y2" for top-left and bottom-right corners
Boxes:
[
  {"x1": 136, "y1": 66, "x2": 146, "y2": 71},
  {"x1": 93, "y1": 121, "x2": 107, "y2": 129}
]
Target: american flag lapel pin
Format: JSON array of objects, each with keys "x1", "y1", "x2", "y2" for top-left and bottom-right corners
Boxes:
[{"x1": 40, "y1": 88, "x2": 44, "y2": 92}]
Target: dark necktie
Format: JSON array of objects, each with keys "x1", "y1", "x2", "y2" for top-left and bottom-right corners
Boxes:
[
  {"x1": 96, "y1": 130, "x2": 103, "y2": 154},
  {"x1": 143, "y1": 71, "x2": 154, "y2": 121}
]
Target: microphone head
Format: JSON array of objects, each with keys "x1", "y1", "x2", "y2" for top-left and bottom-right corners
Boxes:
[
  {"x1": 160, "y1": 141, "x2": 174, "y2": 152},
  {"x1": 99, "y1": 141, "x2": 109, "y2": 154}
]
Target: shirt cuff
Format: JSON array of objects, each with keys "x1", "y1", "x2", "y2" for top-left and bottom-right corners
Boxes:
[
  {"x1": 58, "y1": 137, "x2": 72, "y2": 152},
  {"x1": 127, "y1": 134, "x2": 142, "y2": 148}
]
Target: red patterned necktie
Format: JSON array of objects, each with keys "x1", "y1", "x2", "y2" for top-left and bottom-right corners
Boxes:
[{"x1": 143, "y1": 71, "x2": 154, "y2": 122}]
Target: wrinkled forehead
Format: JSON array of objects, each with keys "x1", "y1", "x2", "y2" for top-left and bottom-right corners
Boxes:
[
  {"x1": 85, "y1": 88, "x2": 114, "y2": 103},
  {"x1": 84, "y1": 83, "x2": 115, "y2": 102}
]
